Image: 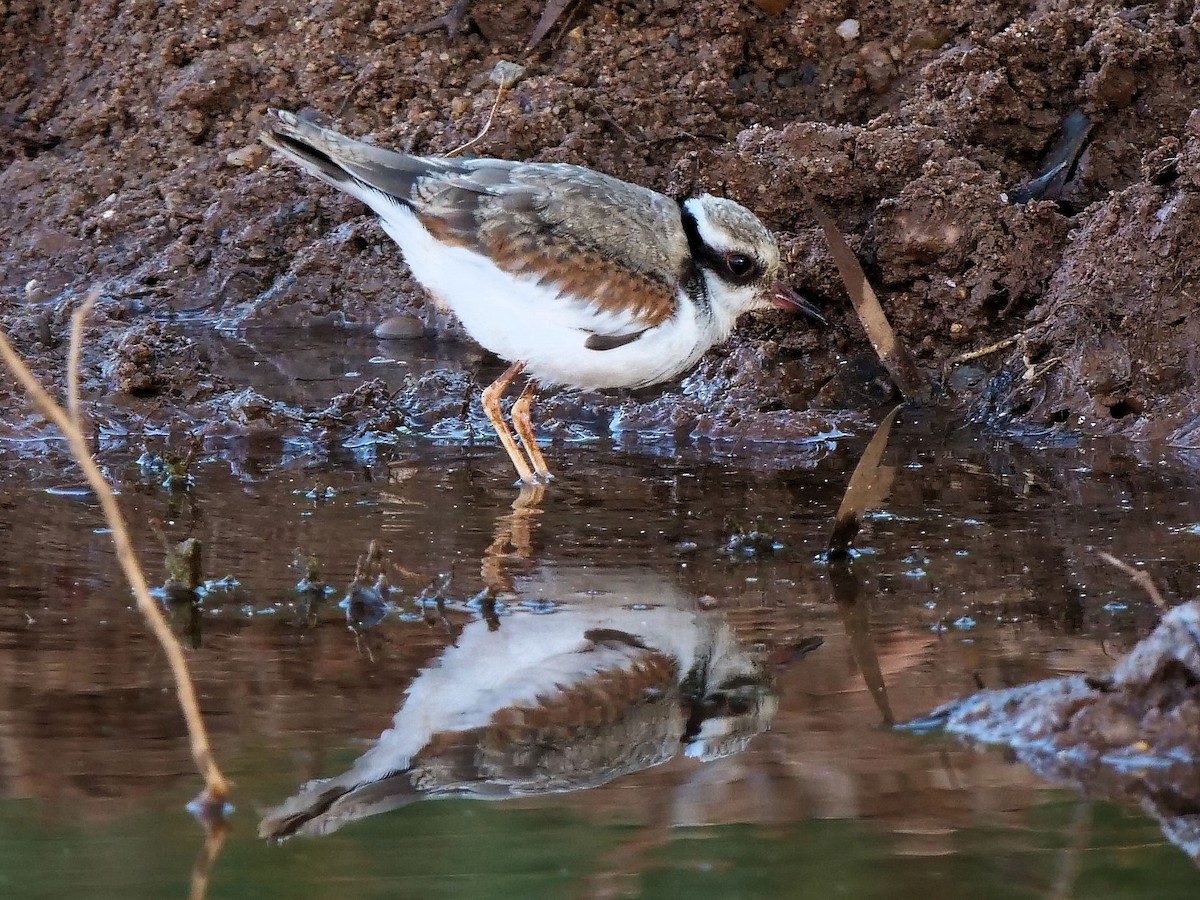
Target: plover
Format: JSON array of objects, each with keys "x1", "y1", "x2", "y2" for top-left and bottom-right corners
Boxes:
[{"x1": 261, "y1": 109, "x2": 821, "y2": 483}]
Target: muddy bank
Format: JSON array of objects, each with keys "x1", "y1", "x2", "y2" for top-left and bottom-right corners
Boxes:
[
  {"x1": 2, "y1": 1, "x2": 1199, "y2": 444},
  {"x1": 918, "y1": 600, "x2": 1200, "y2": 862}
]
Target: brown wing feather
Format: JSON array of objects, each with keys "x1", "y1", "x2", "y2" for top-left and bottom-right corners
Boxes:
[{"x1": 410, "y1": 161, "x2": 687, "y2": 328}]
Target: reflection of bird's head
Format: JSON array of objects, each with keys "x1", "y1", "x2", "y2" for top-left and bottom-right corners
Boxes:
[{"x1": 683, "y1": 618, "x2": 778, "y2": 761}]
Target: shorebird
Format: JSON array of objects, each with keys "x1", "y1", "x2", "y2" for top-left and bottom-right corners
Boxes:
[{"x1": 261, "y1": 109, "x2": 821, "y2": 483}]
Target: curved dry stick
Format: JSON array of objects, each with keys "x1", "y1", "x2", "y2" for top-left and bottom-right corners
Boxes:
[
  {"x1": 66, "y1": 292, "x2": 93, "y2": 427},
  {"x1": 1097, "y1": 551, "x2": 1169, "y2": 611},
  {"x1": 0, "y1": 298, "x2": 230, "y2": 805},
  {"x1": 801, "y1": 187, "x2": 928, "y2": 401},
  {"x1": 444, "y1": 83, "x2": 506, "y2": 159},
  {"x1": 827, "y1": 402, "x2": 903, "y2": 559}
]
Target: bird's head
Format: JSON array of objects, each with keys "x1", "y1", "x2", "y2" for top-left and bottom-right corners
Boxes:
[{"x1": 681, "y1": 194, "x2": 823, "y2": 328}]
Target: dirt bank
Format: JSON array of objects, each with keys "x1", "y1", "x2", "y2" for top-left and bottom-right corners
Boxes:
[{"x1": 2, "y1": 1, "x2": 1199, "y2": 446}]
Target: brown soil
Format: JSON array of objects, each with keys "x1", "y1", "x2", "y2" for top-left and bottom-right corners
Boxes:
[{"x1": 2, "y1": 0, "x2": 1199, "y2": 444}]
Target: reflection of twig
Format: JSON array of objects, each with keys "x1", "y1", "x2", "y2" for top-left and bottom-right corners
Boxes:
[
  {"x1": 829, "y1": 564, "x2": 894, "y2": 726},
  {"x1": 0, "y1": 290, "x2": 230, "y2": 805},
  {"x1": 1047, "y1": 801, "x2": 1092, "y2": 900},
  {"x1": 1098, "y1": 551, "x2": 1169, "y2": 611},
  {"x1": 188, "y1": 817, "x2": 231, "y2": 900},
  {"x1": 445, "y1": 83, "x2": 507, "y2": 159},
  {"x1": 828, "y1": 403, "x2": 902, "y2": 559}
]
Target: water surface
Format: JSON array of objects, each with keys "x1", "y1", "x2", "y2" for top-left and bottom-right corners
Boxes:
[{"x1": 1, "y1": 332, "x2": 1199, "y2": 897}]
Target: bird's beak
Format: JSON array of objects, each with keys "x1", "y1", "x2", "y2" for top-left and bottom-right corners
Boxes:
[{"x1": 771, "y1": 282, "x2": 826, "y2": 325}]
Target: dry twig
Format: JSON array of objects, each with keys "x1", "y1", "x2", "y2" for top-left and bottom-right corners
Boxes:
[
  {"x1": 0, "y1": 289, "x2": 230, "y2": 807},
  {"x1": 528, "y1": 0, "x2": 576, "y2": 49},
  {"x1": 802, "y1": 187, "x2": 927, "y2": 401},
  {"x1": 948, "y1": 335, "x2": 1019, "y2": 366},
  {"x1": 1097, "y1": 551, "x2": 1169, "y2": 611},
  {"x1": 827, "y1": 403, "x2": 902, "y2": 559},
  {"x1": 445, "y1": 83, "x2": 507, "y2": 159}
]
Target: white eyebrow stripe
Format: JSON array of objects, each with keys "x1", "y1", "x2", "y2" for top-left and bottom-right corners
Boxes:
[{"x1": 682, "y1": 197, "x2": 731, "y2": 254}]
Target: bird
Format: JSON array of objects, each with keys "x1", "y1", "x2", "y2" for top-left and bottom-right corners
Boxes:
[{"x1": 260, "y1": 109, "x2": 822, "y2": 484}]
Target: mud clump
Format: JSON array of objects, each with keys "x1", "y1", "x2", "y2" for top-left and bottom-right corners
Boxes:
[
  {"x1": 920, "y1": 600, "x2": 1200, "y2": 862},
  {"x1": 2, "y1": 1, "x2": 1200, "y2": 444},
  {"x1": 102, "y1": 321, "x2": 222, "y2": 401}
]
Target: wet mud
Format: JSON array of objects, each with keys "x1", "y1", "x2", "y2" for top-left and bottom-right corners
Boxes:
[
  {"x1": 920, "y1": 600, "x2": 1200, "y2": 862},
  {"x1": 3, "y1": 1, "x2": 1200, "y2": 446}
]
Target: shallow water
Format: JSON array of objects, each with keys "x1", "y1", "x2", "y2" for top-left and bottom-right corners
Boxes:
[{"x1": 2, "y1": 333, "x2": 1200, "y2": 897}]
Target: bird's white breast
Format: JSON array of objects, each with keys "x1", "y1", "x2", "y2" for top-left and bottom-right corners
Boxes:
[{"x1": 375, "y1": 201, "x2": 723, "y2": 390}]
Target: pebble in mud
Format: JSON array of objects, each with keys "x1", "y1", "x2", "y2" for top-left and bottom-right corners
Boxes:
[
  {"x1": 373, "y1": 315, "x2": 426, "y2": 340},
  {"x1": 489, "y1": 60, "x2": 526, "y2": 88}
]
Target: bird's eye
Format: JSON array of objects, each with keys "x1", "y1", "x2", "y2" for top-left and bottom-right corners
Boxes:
[{"x1": 725, "y1": 253, "x2": 754, "y2": 279}]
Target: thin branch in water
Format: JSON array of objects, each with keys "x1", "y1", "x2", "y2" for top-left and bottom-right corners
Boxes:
[
  {"x1": 66, "y1": 290, "x2": 96, "y2": 428},
  {"x1": 0, "y1": 297, "x2": 231, "y2": 808},
  {"x1": 827, "y1": 403, "x2": 903, "y2": 559},
  {"x1": 1097, "y1": 551, "x2": 1169, "y2": 611}
]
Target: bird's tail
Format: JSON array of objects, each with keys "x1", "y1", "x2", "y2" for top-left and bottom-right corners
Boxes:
[
  {"x1": 259, "y1": 108, "x2": 450, "y2": 205},
  {"x1": 258, "y1": 769, "x2": 422, "y2": 840}
]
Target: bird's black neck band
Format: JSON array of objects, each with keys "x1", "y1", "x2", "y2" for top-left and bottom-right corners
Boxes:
[{"x1": 679, "y1": 201, "x2": 713, "y2": 312}]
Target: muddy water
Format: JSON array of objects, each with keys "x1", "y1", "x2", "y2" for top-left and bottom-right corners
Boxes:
[{"x1": 3, "y1": 333, "x2": 1200, "y2": 897}]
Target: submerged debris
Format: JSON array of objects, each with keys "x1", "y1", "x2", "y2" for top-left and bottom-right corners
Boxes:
[
  {"x1": 341, "y1": 540, "x2": 392, "y2": 630},
  {"x1": 724, "y1": 518, "x2": 784, "y2": 556},
  {"x1": 294, "y1": 550, "x2": 326, "y2": 596},
  {"x1": 161, "y1": 535, "x2": 204, "y2": 601}
]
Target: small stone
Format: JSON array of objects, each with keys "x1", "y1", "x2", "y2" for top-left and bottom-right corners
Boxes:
[
  {"x1": 836, "y1": 19, "x2": 860, "y2": 41},
  {"x1": 490, "y1": 60, "x2": 526, "y2": 89},
  {"x1": 24, "y1": 279, "x2": 52, "y2": 303},
  {"x1": 374, "y1": 315, "x2": 426, "y2": 340},
  {"x1": 226, "y1": 144, "x2": 268, "y2": 168}
]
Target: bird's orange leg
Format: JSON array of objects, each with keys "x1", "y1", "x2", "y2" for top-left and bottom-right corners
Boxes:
[
  {"x1": 480, "y1": 361, "x2": 536, "y2": 484},
  {"x1": 511, "y1": 379, "x2": 552, "y2": 482}
]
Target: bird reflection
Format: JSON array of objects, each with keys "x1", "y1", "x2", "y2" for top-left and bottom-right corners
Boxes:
[{"x1": 259, "y1": 493, "x2": 777, "y2": 839}]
